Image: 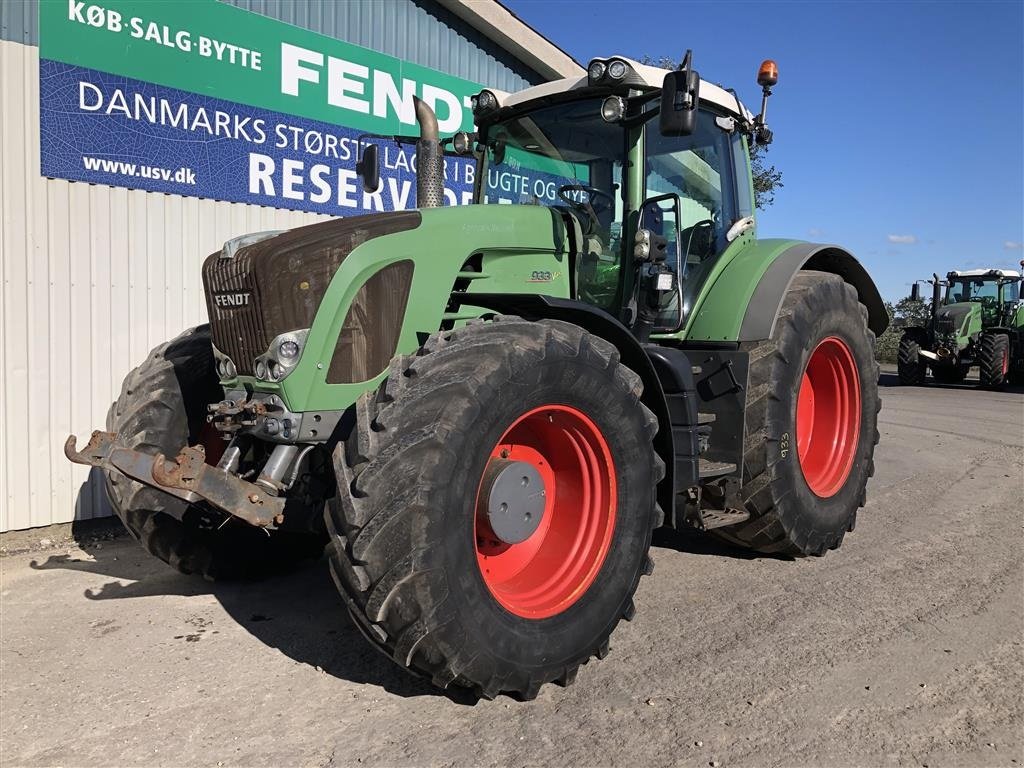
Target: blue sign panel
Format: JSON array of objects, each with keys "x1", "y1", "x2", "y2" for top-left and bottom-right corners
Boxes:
[{"x1": 40, "y1": 61, "x2": 476, "y2": 215}]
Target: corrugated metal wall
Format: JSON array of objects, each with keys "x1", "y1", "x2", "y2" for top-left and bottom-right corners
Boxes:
[
  {"x1": 0, "y1": 40, "x2": 330, "y2": 531},
  {"x1": 0, "y1": 0, "x2": 37, "y2": 45},
  {"x1": 0, "y1": 0, "x2": 546, "y2": 532}
]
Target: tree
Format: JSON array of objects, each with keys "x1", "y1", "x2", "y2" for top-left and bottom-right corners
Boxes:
[
  {"x1": 640, "y1": 56, "x2": 783, "y2": 210},
  {"x1": 874, "y1": 296, "x2": 930, "y2": 363},
  {"x1": 749, "y1": 143, "x2": 783, "y2": 210}
]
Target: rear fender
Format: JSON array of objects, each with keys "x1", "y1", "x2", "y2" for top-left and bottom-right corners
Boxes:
[
  {"x1": 739, "y1": 244, "x2": 889, "y2": 341},
  {"x1": 684, "y1": 240, "x2": 888, "y2": 342}
]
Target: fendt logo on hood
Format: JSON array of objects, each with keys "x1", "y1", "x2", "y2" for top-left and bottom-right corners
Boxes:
[{"x1": 213, "y1": 291, "x2": 252, "y2": 308}]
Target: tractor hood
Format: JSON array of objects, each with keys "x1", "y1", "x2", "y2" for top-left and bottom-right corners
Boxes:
[
  {"x1": 203, "y1": 211, "x2": 423, "y2": 377},
  {"x1": 934, "y1": 302, "x2": 977, "y2": 337},
  {"x1": 203, "y1": 205, "x2": 576, "y2": 407}
]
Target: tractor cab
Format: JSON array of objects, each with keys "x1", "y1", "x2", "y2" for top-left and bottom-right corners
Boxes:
[
  {"x1": 944, "y1": 269, "x2": 1021, "y2": 327},
  {"x1": 459, "y1": 55, "x2": 770, "y2": 339}
]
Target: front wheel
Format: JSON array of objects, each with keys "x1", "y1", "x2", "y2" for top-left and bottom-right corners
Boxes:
[
  {"x1": 712, "y1": 272, "x2": 880, "y2": 556},
  {"x1": 326, "y1": 317, "x2": 662, "y2": 699},
  {"x1": 978, "y1": 333, "x2": 1009, "y2": 389},
  {"x1": 897, "y1": 333, "x2": 926, "y2": 385}
]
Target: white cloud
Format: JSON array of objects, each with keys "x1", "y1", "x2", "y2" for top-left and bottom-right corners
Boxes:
[
  {"x1": 808, "y1": 227, "x2": 824, "y2": 237},
  {"x1": 887, "y1": 234, "x2": 917, "y2": 244},
  {"x1": 1004, "y1": 240, "x2": 1023, "y2": 250}
]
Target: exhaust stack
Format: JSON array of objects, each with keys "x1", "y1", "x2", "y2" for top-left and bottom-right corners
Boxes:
[
  {"x1": 413, "y1": 96, "x2": 445, "y2": 208},
  {"x1": 931, "y1": 273, "x2": 942, "y2": 319}
]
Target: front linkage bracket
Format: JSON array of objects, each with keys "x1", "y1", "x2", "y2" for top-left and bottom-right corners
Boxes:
[{"x1": 65, "y1": 431, "x2": 284, "y2": 528}]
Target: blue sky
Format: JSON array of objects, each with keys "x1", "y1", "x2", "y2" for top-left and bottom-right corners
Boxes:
[{"x1": 504, "y1": 0, "x2": 1024, "y2": 301}]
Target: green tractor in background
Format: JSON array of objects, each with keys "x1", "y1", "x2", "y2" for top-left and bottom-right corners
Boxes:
[
  {"x1": 898, "y1": 267, "x2": 1024, "y2": 388},
  {"x1": 67, "y1": 54, "x2": 888, "y2": 699}
]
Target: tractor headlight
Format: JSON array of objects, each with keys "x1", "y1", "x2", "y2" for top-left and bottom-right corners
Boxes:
[
  {"x1": 212, "y1": 343, "x2": 236, "y2": 381},
  {"x1": 588, "y1": 60, "x2": 607, "y2": 82},
  {"x1": 253, "y1": 329, "x2": 308, "y2": 383}
]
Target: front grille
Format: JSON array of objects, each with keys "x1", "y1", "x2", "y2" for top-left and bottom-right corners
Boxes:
[
  {"x1": 935, "y1": 315, "x2": 956, "y2": 335},
  {"x1": 203, "y1": 212, "x2": 421, "y2": 375}
]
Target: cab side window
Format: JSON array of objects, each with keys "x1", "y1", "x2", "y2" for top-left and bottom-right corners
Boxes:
[
  {"x1": 645, "y1": 113, "x2": 737, "y2": 270},
  {"x1": 644, "y1": 111, "x2": 740, "y2": 319}
]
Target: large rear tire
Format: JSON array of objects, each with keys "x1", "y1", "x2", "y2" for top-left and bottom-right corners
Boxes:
[
  {"x1": 326, "y1": 316, "x2": 662, "y2": 699},
  {"x1": 897, "y1": 333, "x2": 926, "y2": 385},
  {"x1": 978, "y1": 332, "x2": 1009, "y2": 389},
  {"x1": 712, "y1": 272, "x2": 880, "y2": 556},
  {"x1": 105, "y1": 326, "x2": 325, "y2": 579}
]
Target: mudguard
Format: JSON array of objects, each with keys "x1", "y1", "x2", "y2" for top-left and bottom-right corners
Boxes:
[{"x1": 684, "y1": 240, "x2": 889, "y2": 343}]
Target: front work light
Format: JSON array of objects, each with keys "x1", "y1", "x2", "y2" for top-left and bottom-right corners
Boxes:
[
  {"x1": 600, "y1": 96, "x2": 625, "y2": 123},
  {"x1": 607, "y1": 60, "x2": 628, "y2": 80}
]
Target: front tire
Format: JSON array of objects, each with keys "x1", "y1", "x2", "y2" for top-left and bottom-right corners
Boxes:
[
  {"x1": 897, "y1": 333, "x2": 927, "y2": 385},
  {"x1": 105, "y1": 326, "x2": 325, "y2": 579},
  {"x1": 326, "y1": 316, "x2": 662, "y2": 699},
  {"x1": 712, "y1": 272, "x2": 880, "y2": 556},
  {"x1": 978, "y1": 333, "x2": 1009, "y2": 389}
]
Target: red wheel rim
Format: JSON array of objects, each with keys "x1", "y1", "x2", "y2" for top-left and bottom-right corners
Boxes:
[
  {"x1": 474, "y1": 405, "x2": 616, "y2": 619},
  {"x1": 796, "y1": 337, "x2": 861, "y2": 498}
]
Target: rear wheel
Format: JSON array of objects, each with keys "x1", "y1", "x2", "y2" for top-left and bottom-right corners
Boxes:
[
  {"x1": 978, "y1": 333, "x2": 1009, "y2": 389},
  {"x1": 105, "y1": 326, "x2": 326, "y2": 579},
  {"x1": 712, "y1": 272, "x2": 880, "y2": 556},
  {"x1": 326, "y1": 316, "x2": 662, "y2": 698},
  {"x1": 897, "y1": 333, "x2": 926, "y2": 385}
]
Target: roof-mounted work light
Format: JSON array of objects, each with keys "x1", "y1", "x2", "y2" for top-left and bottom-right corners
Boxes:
[{"x1": 471, "y1": 89, "x2": 499, "y2": 118}]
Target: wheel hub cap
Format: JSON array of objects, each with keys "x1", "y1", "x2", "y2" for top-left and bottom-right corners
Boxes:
[{"x1": 480, "y1": 460, "x2": 546, "y2": 544}]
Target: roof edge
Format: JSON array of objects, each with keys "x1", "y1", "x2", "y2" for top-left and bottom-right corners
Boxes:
[{"x1": 435, "y1": 0, "x2": 584, "y2": 81}]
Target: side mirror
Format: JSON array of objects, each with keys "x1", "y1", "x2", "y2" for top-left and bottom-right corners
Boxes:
[
  {"x1": 909, "y1": 283, "x2": 920, "y2": 302},
  {"x1": 660, "y1": 54, "x2": 700, "y2": 137},
  {"x1": 356, "y1": 143, "x2": 380, "y2": 193}
]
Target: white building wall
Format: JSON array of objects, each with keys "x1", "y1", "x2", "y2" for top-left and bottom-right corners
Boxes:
[{"x1": 0, "y1": 39, "x2": 329, "y2": 531}]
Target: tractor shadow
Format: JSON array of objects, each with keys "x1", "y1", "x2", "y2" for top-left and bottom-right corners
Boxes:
[
  {"x1": 651, "y1": 525, "x2": 790, "y2": 560},
  {"x1": 29, "y1": 530, "x2": 475, "y2": 704},
  {"x1": 878, "y1": 370, "x2": 1024, "y2": 393}
]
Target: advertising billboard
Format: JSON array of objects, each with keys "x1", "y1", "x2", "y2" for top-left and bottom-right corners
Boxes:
[{"x1": 39, "y1": 0, "x2": 480, "y2": 215}]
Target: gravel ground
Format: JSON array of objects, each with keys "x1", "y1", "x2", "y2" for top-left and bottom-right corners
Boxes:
[{"x1": 2, "y1": 370, "x2": 1022, "y2": 768}]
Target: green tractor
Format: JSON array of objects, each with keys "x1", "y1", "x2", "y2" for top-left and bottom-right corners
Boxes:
[
  {"x1": 898, "y1": 267, "x2": 1024, "y2": 388},
  {"x1": 67, "y1": 54, "x2": 887, "y2": 699}
]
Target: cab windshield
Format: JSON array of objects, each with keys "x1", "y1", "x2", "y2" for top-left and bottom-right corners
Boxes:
[
  {"x1": 945, "y1": 278, "x2": 1002, "y2": 303},
  {"x1": 479, "y1": 98, "x2": 627, "y2": 309}
]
